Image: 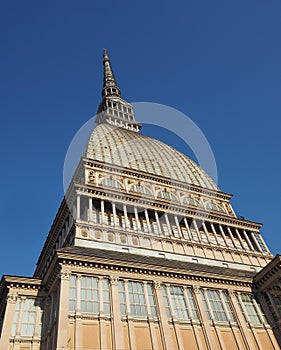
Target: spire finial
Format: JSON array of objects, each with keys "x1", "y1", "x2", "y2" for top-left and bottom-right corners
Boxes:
[
  {"x1": 102, "y1": 48, "x2": 120, "y2": 97},
  {"x1": 97, "y1": 49, "x2": 142, "y2": 133},
  {"x1": 103, "y1": 48, "x2": 109, "y2": 61}
]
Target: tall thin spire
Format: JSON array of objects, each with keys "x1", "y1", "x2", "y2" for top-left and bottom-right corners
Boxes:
[
  {"x1": 96, "y1": 49, "x2": 141, "y2": 133},
  {"x1": 102, "y1": 48, "x2": 120, "y2": 98}
]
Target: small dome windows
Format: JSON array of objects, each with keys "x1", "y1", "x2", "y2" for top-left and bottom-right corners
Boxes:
[
  {"x1": 130, "y1": 184, "x2": 152, "y2": 196},
  {"x1": 205, "y1": 201, "x2": 224, "y2": 212},
  {"x1": 100, "y1": 177, "x2": 123, "y2": 189},
  {"x1": 182, "y1": 196, "x2": 201, "y2": 207},
  {"x1": 157, "y1": 190, "x2": 178, "y2": 202}
]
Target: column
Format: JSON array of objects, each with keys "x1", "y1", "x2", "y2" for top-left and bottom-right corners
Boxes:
[
  {"x1": 98, "y1": 278, "x2": 107, "y2": 350},
  {"x1": 15, "y1": 296, "x2": 25, "y2": 337},
  {"x1": 250, "y1": 232, "x2": 263, "y2": 253},
  {"x1": 134, "y1": 206, "x2": 141, "y2": 231},
  {"x1": 75, "y1": 275, "x2": 82, "y2": 350},
  {"x1": 202, "y1": 222, "x2": 211, "y2": 245},
  {"x1": 124, "y1": 280, "x2": 136, "y2": 349},
  {"x1": 243, "y1": 230, "x2": 255, "y2": 251},
  {"x1": 76, "y1": 194, "x2": 80, "y2": 220},
  {"x1": 112, "y1": 202, "x2": 117, "y2": 226},
  {"x1": 227, "y1": 226, "x2": 239, "y2": 249},
  {"x1": 210, "y1": 223, "x2": 221, "y2": 246},
  {"x1": 218, "y1": 225, "x2": 229, "y2": 247},
  {"x1": 193, "y1": 220, "x2": 202, "y2": 242},
  {"x1": 143, "y1": 282, "x2": 158, "y2": 350},
  {"x1": 164, "y1": 213, "x2": 172, "y2": 236},
  {"x1": 155, "y1": 211, "x2": 162, "y2": 234},
  {"x1": 219, "y1": 291, "x2": 245, "y2": 350},
  {"x1": 123, "y1": 204, "x2": 129, "y2": 229},
  {"x1": 183, "y1": 287, "x2": 205, "y2": 350},
  {"x1": 174, "y1": 215, "x2": 182, "y2": 238},
  {"x1": 101, "y1": 200, "x2": 105, "y2": 224},
  {"x1": 144, "y1": 209, "x2": 152, "y2": 233},
  {"x1": 165, "y1": 284, "x2": 184, "y2": 349},
  {"x1": 55, "y1": 269, "x2": 70, "y2": 350},
  {"x1": 88, "y1": 197, "x2": 92, "y2": 221},
  {"x1": 231, "y1": 291, "x2": 256, "y2": 350},
  {"x1": 110, "y1": 276, "x2": 124, "y2": 350},
  {"x1": 235, "y1": 228, "x2": 247, "y2": 251},
  {"x1": 192, "y1": 286, "x2": 215, "y2": 350},
  {"x1": 0, "y1": 292, "x2": 18, "y2": 350},
  {"x1": 183, "y1": 218, "x2": 192, "y2": 240},
  {"x1": 202, "y1": 289, "x2": 225, "y2": 350},
  {"x1": 153, "y1": 282, "x2": 174, "y2": 350}
]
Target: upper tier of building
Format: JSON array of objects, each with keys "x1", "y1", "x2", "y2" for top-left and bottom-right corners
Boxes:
[
  {"x1": 88, "y1": 49, "x2": 219, "y2": 192},
  {"x1": 85, "y1": 123, "x2": 219, "y2": 191}
]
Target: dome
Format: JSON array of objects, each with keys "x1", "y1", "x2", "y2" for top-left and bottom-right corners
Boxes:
[{"x1": 85, "y1": 123, "x2": 219, "y2": 191}]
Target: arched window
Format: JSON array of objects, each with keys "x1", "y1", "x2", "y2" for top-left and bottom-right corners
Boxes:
[
  {"x1": 100, "y1": 177, "x2": 122, "y2": 189},
  {"x1": 206, "y1": 201, "x2": 224, "y2": 212},
  {"x1": 157, "y1": 190, "x2": 177, "y2": 202},
  {"x1": 182, "y1": 196, "x2": 201, "y2": 207},
  {"x1": 130, "y1": 184, "x2": 151, "y2": 196}
]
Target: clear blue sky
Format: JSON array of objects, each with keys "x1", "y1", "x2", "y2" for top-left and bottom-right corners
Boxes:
[{"x1": 0, "y1": 0, "x2": 280, "y2": 277}]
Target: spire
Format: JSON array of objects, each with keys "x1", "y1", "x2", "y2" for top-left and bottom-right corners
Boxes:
[
  {"x1": 96, "y1": 49, "x2": 141, "y2": 133},
  {"x1": 102, "y1": 48, "x2": 121, "y2": 98}
]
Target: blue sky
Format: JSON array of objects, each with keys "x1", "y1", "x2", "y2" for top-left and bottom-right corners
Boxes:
[{"x1": 0, "y1": 0, "x2": 280, "y2": 277}]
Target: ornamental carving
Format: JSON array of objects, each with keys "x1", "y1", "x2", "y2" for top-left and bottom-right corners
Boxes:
[
  {"x1": 60, "y1": 270, "x2": 71, "y2": 280},
  {"x1": 228, "y1": 289, "x2": 236, "y2": 297},
  {"x1": 88, "y1": 170, "x2": 95, "y2": 183},
  {"x1": 154, "y1": 281, "x2": 161, "y2": 289},
  {"x1": 110, "y1": 276, "x2": 118, "y2": 285},
  {"x1": 7, "y1": 292, "x2": 18, "y2": 303},
  {"x1": 193, "y1": 285, "x2": 201, "y2": 294}
]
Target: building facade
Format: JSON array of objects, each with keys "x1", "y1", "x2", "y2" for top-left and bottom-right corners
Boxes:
[{"x1": 1, "y1": 50, "x2": 281, "y2": 350}]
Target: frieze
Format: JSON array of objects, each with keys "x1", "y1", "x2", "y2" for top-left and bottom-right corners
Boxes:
[{"x1": 57, "y1": 257, "x2": 252, "y2": 288}]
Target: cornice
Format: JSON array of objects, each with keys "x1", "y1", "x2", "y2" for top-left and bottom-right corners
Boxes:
[
  {"x1": 82, "y1": 158, "x2": 233, "y2": 200},
  {"x1": 55, "y1": 249, "x2": 254, "y2": 288},
  {"x1": 253, "y1": 254, "x2": 281, "y2": 289}
]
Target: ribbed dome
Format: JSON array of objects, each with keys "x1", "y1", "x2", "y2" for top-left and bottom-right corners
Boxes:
[{"x1": 85, "y1": 123, "x2": 219, "y2": 191}]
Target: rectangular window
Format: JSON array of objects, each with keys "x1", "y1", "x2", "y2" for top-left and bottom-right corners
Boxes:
[
  {"x1": 238, "y1": 294, "x2": 263, "y2": 324},
  {"x1": 185, "y1": 288, "x2": 198, "y2": 320},
  {"x1": 206, "y1": 290, "x2": 227, "y2": 322},
  {"x1": 81, "y1": 276, "x2": 99, "y2": 313},
  {"x1": 169, "y1": 285, "x2": 189, "y2": 320},
  {"x1": 103, "y1": 279, "x2": 110, "y2": 315},
  {"x1": 11, "y1": 298, "x2": 40, "y2": 337},
  {"x1": 118, "y1": 280, "x2": 127, "y2": 316},
  {"x1": 128, "y1": 281, "x2": 147, "y2": 317},
  {"x1": 147, "y1": 283, "x2": 157, "y2": 317},
  {"x1": 253, "y1": 232, "x2": 268, "y2": 253},
  {"x1": 69, "y1": 275, "x2": 76, "y2": 312},
  {"x1": 200, "y1": 290, "x2": 211, "y2": 320},
  {"x1": 162, "y1": 286, "x2": 171, "y2": 318},
  {"x1": 11, "y1": 298, "x2": 20, "y2": 336},
  {"x1": 70, "y1": 275, "x2": 110, "y2": 315},
  {"x1": 221, "y1": 291, "x2": 235, "y2": 322},
  {"x1": 21, "y1": 299, "x2": 37, "y2": 336},
  {"x1": 163, "y1": 285, "x2": 198, "y2": 321}
]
